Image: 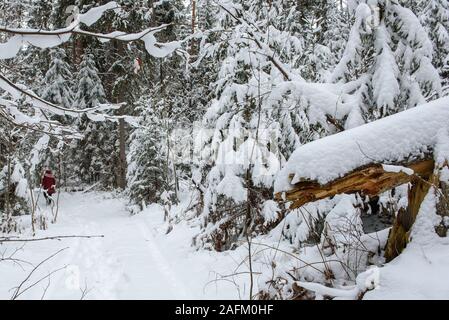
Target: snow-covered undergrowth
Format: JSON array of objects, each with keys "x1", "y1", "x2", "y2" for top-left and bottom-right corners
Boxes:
[{"x1": 246, "y1": 195, "x2": 387, "y2": 300}]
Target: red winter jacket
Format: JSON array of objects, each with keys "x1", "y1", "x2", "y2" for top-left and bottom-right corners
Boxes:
[{"x1": 42, "y1": 173, "x2": 56, "y2": 195}]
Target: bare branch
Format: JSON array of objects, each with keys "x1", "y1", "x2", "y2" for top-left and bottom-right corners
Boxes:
[
  {"x1": 10, "y1": 247, "x2": 68, "y2": 300},
  {"x1": 0, "y1": 235, "x2": 104, "y2": 243}
]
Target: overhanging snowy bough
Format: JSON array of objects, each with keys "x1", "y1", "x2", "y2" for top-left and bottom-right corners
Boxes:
[{"x1": 274, "y1": 96, "x2": 449, "y2": 262}]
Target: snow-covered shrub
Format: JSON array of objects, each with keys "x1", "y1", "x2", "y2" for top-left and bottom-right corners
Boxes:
[
  {"x1": 0, "y1": 159, "x2": 30, "y2": 233},
  {"x1": 126, "y1": 94, "x2": 186, "y2": 214},
  {"x1": 256, "y1": 194, "x2": 390, "y2": 300},
  {"x1": 332, "y1": 0, "x2": 442, "y2": 122}
]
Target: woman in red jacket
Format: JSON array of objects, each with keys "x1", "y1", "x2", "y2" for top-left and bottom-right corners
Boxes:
[{"x1": 41, "y1": 169, "x2": 56, "y2": 204}]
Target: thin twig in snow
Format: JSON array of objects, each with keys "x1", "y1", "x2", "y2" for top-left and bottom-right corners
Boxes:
[{"x1": 0, "y1": 234, "x2": 104, "y2": 243}]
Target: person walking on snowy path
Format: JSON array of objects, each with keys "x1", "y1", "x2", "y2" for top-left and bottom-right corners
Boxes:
[{"x1": 41, "y1": 169, "x2": 56, "y2": 205}]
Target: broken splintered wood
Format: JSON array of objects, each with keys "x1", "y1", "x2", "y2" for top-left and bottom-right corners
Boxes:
[
  {"x1": 274, "y1": 159, "x2": 435, "y2": 209},
  {"x1": 275, "y1": 158, "x2": 436, "y2": 262},
  {"x1": 384, "y1": 173, "x2": 436, "y2": 262}
]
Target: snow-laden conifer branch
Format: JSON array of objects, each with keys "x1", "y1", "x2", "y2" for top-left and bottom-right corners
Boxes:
[
  {"x1": 0, "y1": 2, "x2": 182, "y2": 60},
  {"x1": 213, "y1": 0, "x2": 293, "y2": 82},
  {"x1": 0, "y1": 72, "x2": 136, "y2": 137},
  {"x1": 0, "y1": 73, "x2": 122, "y2": 116},
  {"x1": 0, "y1": 1, "x2": 179, "y2": 135}
]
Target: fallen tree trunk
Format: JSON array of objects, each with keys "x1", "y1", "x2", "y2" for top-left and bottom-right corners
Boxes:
[
  {"x1": 275, "y1": 158, "x2": 436, "y2": 262},
  {"x1": 275, "y1": 159, "x2": 434, "y2": 209}
]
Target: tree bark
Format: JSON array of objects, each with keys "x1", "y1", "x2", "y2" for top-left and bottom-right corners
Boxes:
[
  {"x1": 191, "y1": 0, "x2": 196, "y2": 35},
  {"x1": 5, "y1": 129, "x2": 12, "y2": 221},
  {"x1": 117, "y1": 110, "x2": 127, "y2": 190},
  {"x1": 384, "y1": 173, "x2": 435, "y2": 262}
]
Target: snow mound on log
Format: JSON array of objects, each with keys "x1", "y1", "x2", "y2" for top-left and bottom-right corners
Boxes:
[{"x1": 275, "y1": 96, "x2": 449, "y2": 192}]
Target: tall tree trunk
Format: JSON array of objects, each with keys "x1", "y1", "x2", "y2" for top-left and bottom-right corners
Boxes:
[
  {"x1": 191, "y1": 0, "x2": 196, "y2": 35},
  {"x1": 5, "y1": 130, "x2": 11, "y2": 222},
  {"x1": 117, "y1": 105, "x2": 127, "y2": 190},
  {"x1": 73, "y1": 35, "x2": 84, "y2": 65}
]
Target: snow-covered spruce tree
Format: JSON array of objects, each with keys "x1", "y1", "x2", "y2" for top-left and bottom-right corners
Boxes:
[
  {"x1": 0, "y1": 119, "x2": 32, "y2": 233},
  {"x1": 95, "y1": 0, "x2": 190, "y2": 191},
  {"x1": 1, "y1": 0, "x2": 186, "y2": 222},
  {"x1": 15, "y1": 0, "x2": 54, "y2": 92},
  {"x1": 315, "y1": 1, "x2": 352, "y2": 82},
  {"x1": 196, "y1": 0, "x2": 217, "y2": 31},
  {"x1": 28, "y1": 0, "x2": 53, "y2": 30},
  {"x1": 187, "y1": 0, "x2": 221, "y2": 217},
  {"x1": 126, "y1": 0, "x2": 193, "y2": 210},
  {"x1": 126, "y1": 83, "x2": 194, "y2": 213},
  {"x1": 51, "y1": 0, "x2": 77, "y2": 28},
  {"x1": 0, "y1": 4, "x2": 34, "y2": 231},
  {"x1": 331, "y1": 0, "x2": 442, "y2": 123},
  {"x1": 420, "y1": 0, "x2": 449, "y2": 91},
  {"x1": 126, "y1": 96, "x2": 170, "y2": 213},
  {"x1": 41, "y1": 48, "x2": 74, "y2": 110},
  {"x1": 255, "y1": 1, "x2": 447, "y2": 299},
  {"x1": 72, "y1": 51, "x2": 114, "y2": 187},
  {"x1": 191, "y1": 0, "x2": 365, "y2": 251},
  {"x1": 288, "y1": 0, "x2": 350, "y2": 82},
  {"x1": 193, "y1": 0, "x2": 310, "y2": 251},
  {"x1": 0, "y1": 158, "x2": 30, "y2": 232},
  {"x1": 36, "y1": 48, "x2": 74, "y2": 185}
]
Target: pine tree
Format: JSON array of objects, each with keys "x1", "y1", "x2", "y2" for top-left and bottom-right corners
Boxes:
[
  {"x1": 41, "y1": 48, "x2": 74, "y2": 109},
  {"x1": 331, "y1": 0, "x2": 442, "y2": 125},
  {"x1": 72, "y1": 51, "x2": 113, "y2": 186},
  {"x1": 421, "y1": 0, "x2": 449, "y2": 91},
  {"x1": 126, "y1": 96, "x2": 170, "y2": 213},
  {"x1": 73, "y1": 53, "x2": 105, "y2": 110},
  {"x1": 194, "y1": 0, "x2": 305, "y2": 251}
]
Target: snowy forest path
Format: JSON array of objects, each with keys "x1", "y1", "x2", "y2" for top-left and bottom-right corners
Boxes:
[{"x1": 0, "y1": 192, "x2": 212, "y2": 299}]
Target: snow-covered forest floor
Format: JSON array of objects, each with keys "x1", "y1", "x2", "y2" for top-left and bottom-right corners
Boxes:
[
  {"x1": 2, "y1": 190, "x2": 448, "y2": 300},
  {"x1": 0, "y1": 191, "x2": 252, "y2": 300}
]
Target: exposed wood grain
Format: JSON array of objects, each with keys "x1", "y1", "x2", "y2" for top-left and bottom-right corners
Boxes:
[
  {"x1": 275, "y1": 159, "x2": 435, "y2": 209},
  {"x1": 384, "y1": 173, "x2": 435, "y2": 262}
]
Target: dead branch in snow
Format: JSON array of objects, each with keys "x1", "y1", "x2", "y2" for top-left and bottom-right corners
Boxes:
[
  {"x1": 0, "y1": 234, "x2": 104, "y2": 243},
  {"x1": 79, "y1": 280, "x2": 92, "y2": 300},
  {"x1": 10, "y1": 247, "x2": 68, "y2": 300},
  {"x1": 0, "y1": 243, "x2": 32, "y2": 269}
]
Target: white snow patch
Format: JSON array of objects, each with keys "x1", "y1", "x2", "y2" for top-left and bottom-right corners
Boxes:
[{"x1": 382, "y1": 164, "x2": 414, "y2": 175}]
